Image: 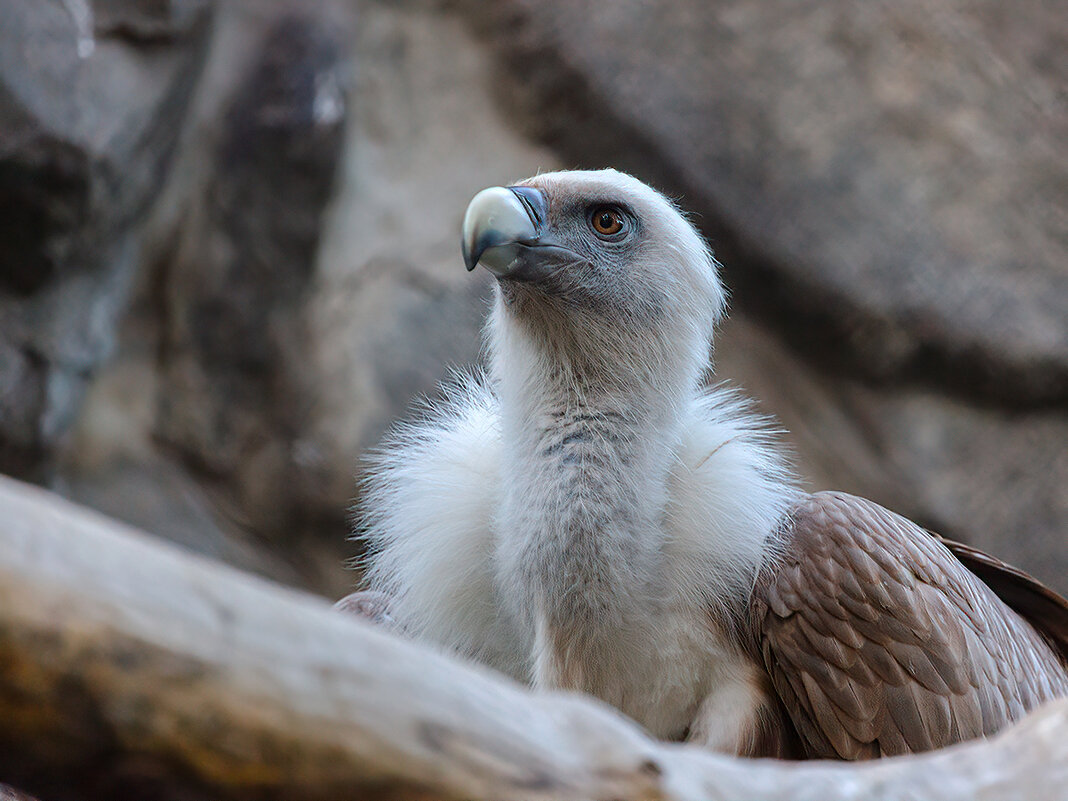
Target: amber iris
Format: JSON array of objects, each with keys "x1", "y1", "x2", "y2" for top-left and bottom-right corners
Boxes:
[{"x1": 591, "y1": 207, "x2": 624, "y2": 236}]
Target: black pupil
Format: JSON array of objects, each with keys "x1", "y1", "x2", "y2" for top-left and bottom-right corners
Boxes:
[{"x1": 598, "y1": 211, "x2": 615, "y2": 229}]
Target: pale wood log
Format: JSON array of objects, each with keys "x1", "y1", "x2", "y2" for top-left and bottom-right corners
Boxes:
[{"x1": 0, "y1": 474, "x2": 1065, "y2": 801}]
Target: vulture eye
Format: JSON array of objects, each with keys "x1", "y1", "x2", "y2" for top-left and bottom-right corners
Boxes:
[{"x1": 590, "y1": 206, "x2": 626, "y2": 238}]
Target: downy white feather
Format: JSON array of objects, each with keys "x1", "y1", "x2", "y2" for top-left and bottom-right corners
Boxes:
[{"x1": 359, "y1": 374, "x2": 798, "y2": 736}]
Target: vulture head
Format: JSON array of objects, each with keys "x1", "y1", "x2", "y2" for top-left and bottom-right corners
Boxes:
[{"x1": 463, "y1": 170, "x2": 726, "y2": 394}]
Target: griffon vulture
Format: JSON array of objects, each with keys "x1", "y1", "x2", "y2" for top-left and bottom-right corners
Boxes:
[{"x1": 342, "y1": 169, "x2": 1068, "y2": 759}]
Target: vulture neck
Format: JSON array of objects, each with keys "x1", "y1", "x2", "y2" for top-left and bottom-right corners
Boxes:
[{"x1": 492, "y1": 303, "x2": 699, "y2": 686}]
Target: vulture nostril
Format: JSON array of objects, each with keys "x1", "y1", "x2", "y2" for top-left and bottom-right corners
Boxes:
[{"x1": 507, "y1": 185, "x2": 548, "y2": 231}]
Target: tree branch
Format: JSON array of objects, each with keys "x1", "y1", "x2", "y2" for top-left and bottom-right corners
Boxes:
[{"x1": 0, "y1": 475, "x2": 1065, "y2": 800}]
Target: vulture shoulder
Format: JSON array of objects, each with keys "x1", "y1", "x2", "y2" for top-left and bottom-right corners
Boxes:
[{"x1": 752, "y1": 491, "x2": 1068, "y2": 759}]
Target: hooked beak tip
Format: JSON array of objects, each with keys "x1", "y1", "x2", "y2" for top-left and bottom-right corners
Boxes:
[{"x1": 461, "y1": 185, "x2": 547, "y2": 276}]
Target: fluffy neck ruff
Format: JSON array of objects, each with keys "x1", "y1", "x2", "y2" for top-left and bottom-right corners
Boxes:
[{"x1": 488, "y1": 287, "x2": 712, "y2": 681}]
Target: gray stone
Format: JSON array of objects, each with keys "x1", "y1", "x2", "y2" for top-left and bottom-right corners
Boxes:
[
  {"x1": 153, "y1": 10, "x2": 349, "y2": 543},
  {"x1": 0, "y1": 0, "x2": 211, "y2": 478},
  {"x1": 94, "y1": 0, "x2": 208, "y2": 42}
]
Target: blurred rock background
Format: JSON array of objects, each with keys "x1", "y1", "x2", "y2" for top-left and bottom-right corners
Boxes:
[{"x1": 1, "y1": 0, "x2": 1065, "y2": 598}]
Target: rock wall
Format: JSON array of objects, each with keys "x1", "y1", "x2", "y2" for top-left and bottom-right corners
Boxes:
[
  {"x1": 0, "y1": 0, "x2": 211, "y2": 479},
  {"x1": 2, "y1": 0, "x2": 1064, "y2": 596}
]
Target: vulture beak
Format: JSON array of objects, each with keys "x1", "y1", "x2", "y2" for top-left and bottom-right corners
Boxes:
[{"x1": 461, "y1": 185, "x2": 561, "y2": 280}]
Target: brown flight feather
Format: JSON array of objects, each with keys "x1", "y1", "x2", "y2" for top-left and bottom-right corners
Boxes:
[{"x1": 751, "y1": 491, "x2": 1068, "y2": 759}]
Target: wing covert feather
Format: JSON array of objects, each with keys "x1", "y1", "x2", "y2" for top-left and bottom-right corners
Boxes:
[{"x1": 752, "y1": 491, "x2": 1068, "y2": 759}]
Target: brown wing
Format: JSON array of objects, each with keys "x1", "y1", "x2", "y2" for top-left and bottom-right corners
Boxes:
[
  {"x1": 939, "y1": 538, "x2": 1068, "y2": 661},
  {"x1": 752, "y1": 491, "x2": 1068, "y2": 760}
]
